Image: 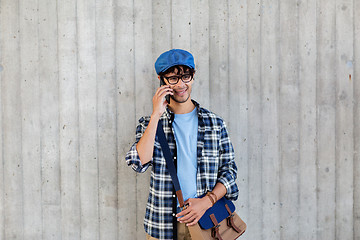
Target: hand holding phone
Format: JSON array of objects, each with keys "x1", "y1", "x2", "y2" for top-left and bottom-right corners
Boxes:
[
  {"x1": 152, "y1": 83, "x2": 172, "y2": 119},
  {"x1": 160, "y1": 78, "x2": 171, "y2": 104}
]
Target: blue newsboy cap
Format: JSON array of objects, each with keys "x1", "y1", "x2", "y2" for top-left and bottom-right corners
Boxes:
[{"x1": 155, "y1": 49, "x2": 195, "y2": 75}]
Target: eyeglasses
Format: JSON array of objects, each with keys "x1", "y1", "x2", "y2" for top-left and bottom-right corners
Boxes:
[{"x1": 162, "y1": 74, "x2": 193, "y2": 85}]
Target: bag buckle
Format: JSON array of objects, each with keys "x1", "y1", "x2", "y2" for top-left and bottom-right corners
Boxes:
[
  {"x1": 211, "y1": 224, "x2": 221, "y2": 239},
  {"x1": 210, "y1": 214, "x2": 224, "y2": 240}
]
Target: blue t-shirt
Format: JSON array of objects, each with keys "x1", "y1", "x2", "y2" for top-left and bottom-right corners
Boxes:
[{"x1": 173, "y1": 107, "x2": 198, "y2": 204}]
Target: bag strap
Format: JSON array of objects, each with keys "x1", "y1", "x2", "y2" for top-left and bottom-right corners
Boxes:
[
  {"x1": 156, "y1": 121, "x2": 185, "y2": 207},
  {"x1": 225, "y1": 204, "x2": 241, "y2": 233},
  {"x1": 210, "y1": 214, "x2": 223, "y2": 240}
]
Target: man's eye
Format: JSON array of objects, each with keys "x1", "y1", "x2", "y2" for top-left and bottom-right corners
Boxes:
[{"x1": 169, "y1": 77, "x2": 178, "y2": 81}]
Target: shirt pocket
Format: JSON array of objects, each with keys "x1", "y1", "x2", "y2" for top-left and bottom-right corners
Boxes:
[{"x1": 198, "y1": 149, "x2": 219, "y2": 189}]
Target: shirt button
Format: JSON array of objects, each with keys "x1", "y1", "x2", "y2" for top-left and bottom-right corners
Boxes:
[
  {"x1": 172, "y1": 213, "x2": 176, "y2": 217},
  {"x1": 174, "y1": 156, "x2": 177, "y2": 160},
  {"x1": 173, "y1": 194, "x2": 176, "y2": 198}
]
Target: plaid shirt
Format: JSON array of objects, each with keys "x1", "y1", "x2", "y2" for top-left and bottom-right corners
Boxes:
[{"x1": 126, "y1": 100, "x2": 238, "y2": 240}]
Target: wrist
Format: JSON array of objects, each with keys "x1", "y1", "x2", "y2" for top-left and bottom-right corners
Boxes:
[
  {"x1": 150, "y1": 113, "x2": 161, "y2": 122},
  {"x1": 208, "y1": 192, "x2": 218, "y2": 203},
  {"x1": 205, "y1": 191, "x2": 218, "y2": 208},
  {"x1": 203, "y1": 195, "x2": 213, "y2": 210},
  {"x1": 204, "y1": 192, "x2": 217, "y2": 210}
]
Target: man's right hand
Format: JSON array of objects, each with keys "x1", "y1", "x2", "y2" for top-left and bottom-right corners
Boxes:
[
  {"x1": 152, "y1": 85, "x2": 173, "y2": 119},
  {"x1": 136, "y1": 85, "x2": 173, "y2": 165}
]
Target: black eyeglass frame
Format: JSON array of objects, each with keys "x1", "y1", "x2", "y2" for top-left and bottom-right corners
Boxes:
[{"x1": 161, "y1": 73, "x2": 194, "y2": 85}]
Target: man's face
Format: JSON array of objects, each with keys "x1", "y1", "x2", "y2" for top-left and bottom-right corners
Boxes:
[{"x1": 163, "y1": 66, "x2": 194, "y2": 104}]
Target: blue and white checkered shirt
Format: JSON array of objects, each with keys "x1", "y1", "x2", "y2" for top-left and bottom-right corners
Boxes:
[{"x1": 125, "y1": 100, "x2": 238, "y2": 240}]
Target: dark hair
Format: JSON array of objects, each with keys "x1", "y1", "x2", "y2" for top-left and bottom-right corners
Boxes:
[{"x1": 159, "y1": 65, "x2": 195, "y2": 77}]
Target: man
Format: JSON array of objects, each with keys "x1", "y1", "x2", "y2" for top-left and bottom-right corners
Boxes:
[{"x1": 126, "y1": 49, "x2": 238, "y2": 240}]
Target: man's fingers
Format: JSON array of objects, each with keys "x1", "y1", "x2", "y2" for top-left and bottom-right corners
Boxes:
[
  {"x1": 157, "y1": 87, "x2": 173, "y2": 98},
  {"x1": 176, "y1": 207, "x2": 190, "y2": 218},
  {"x1": 178, "y1": 212, "x2": 195, "y2": 223},
  {"x1": 186, "y1": 217, "x2": 200, "y2": 226},
  {"x1": 156, "y1": 85, "x2": 171, "y2": 95}
]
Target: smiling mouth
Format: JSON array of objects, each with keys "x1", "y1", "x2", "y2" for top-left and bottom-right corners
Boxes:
[
  {"x1": 171, "y1": 87, "x2": 190, "y2": 103},
  {"x1": 174, "y1": 88, "x2": 187, "y2": 96}
]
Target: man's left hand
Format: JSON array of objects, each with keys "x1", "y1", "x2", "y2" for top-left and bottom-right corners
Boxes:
[{"x1": 176, "y1": 196, "x2": 213, "y2": 226}]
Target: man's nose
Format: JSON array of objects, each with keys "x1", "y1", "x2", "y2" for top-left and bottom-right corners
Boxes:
[{"x1": 175, "y1": 78, "x2": 186, "y2": 88}]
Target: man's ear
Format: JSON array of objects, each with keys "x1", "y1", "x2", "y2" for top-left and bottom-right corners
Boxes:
[{"x1": 158, "y1": 76, "x2": 161, "y2": 80}]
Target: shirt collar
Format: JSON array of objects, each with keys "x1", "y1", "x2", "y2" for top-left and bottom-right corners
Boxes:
[{"x1": 164, "y1": 99, "x2": 204, "y2": 121}]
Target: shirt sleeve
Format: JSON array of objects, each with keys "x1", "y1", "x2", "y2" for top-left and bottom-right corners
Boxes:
[
  {"x1": 217, "y1": 121, "x2": 239, "y2": 201},
  {"x1": 125, "y1": 116, "x2": 152, "y2": 173}
]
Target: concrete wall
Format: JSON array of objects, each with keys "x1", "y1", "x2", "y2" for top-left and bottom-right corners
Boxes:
[{"x1": 0, "y1": 0, "x2": 359, "y2": 239}]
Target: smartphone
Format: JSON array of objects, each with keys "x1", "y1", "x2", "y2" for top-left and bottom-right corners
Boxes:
[{"x1": 160, "y1": 78, "x2": 170, "y2": 104}]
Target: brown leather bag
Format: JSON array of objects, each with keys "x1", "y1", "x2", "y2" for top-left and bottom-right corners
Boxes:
[
  {"x1": 188, "y1": 212, "x2": 246, "y2": 240},
  {"x1": 186, "y1": 198, "x2": 246, "y2": 240}
]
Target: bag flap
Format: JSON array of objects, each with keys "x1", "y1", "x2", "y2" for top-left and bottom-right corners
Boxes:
[{"x1": 198, "y1": 197, "x2": 236, "y2": 229}]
